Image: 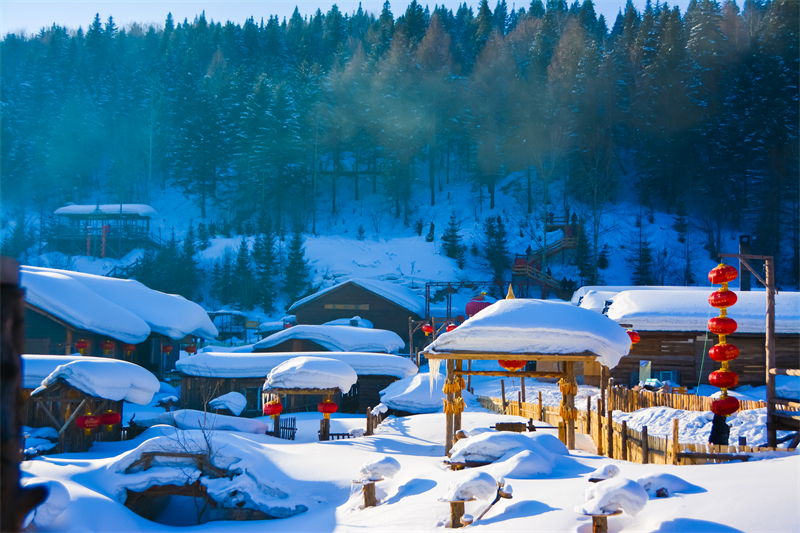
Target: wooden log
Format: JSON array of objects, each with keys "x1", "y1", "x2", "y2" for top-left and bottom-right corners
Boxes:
[
  {"x1": 596, "y1": 397, "x2": 603, "y2": 456},
  {"x1": 677, "y1": 452, "x2": 751, "y2": 462},
  {"x1": 454, "y1": 370, "x2": 565, "y2": 378},
  {"x1": 450, "y1": 501, "x2": 465, "y2": 529},
  {"x1": 621, "y1": 421, "x2": 628, "y2": 461},
  {"x1": 538, "y1": 391, "x2": 544, "y2": 422},
  {"x1": 521, "y1": 377, "x2": 526, "y2": 403},
  {"x1": 517, "y1": 392, "x2": 522, "y2": 417},
  {"x1": 642, "y1": 426, "x2": 649, "y2": 465},
  {"x1": 500, "y1": 380, "x2": 507, "y2": 414},
  {"x1": 586, "y1": 396, "x2": 592, "y2": 434},
  {"x1": 274, "y1": 414, "x2": 281, "y2": 438},
  {"x1": 672, "y1": 418, "x2": 680, "y2": 465},
  {"x1": 606, "y1": 407, "x2": 613, "y2": 459},
  {"x1": 592, "y1": 515, "x2": 609, "y2": 533},
  {"x1": 363, "y1": 482, "x2": 377, "y2": 508},
  {"x1": 770, "y1": 368, "x2": 800, "y2": 377},
  {"x1": 467, "y1": 360, "x2": 471, "y2": 393},
  {"x1": 558, "y1": 422, "x2": 566, "y2": 445},
  {"x1": 366, "y1": 408, "x2": 373, "y2": 436}
]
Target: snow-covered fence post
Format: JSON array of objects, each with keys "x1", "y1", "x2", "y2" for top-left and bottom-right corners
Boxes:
[
  {"x1": 538, "y1": 391, "x2": 543, "y2": 422},
  {"x1": 642, "y1": 426, "x2": 649, "y2": 464},
  {"x1": 596, "y1": 398, "x2": 603, "y2": 455},
  {"x1": 357, "y1": 457, "x2": 399, "y2": 509},
  {"x1": 672, "y1": 419, "x2": 679, "y2": 465},
  {"x1": 500, "y1": 380, "x2": 507, "y2": 414},
  {"x1": 366, "y1": 407, "x2": 373, "y2": 436},
  {"x1": 621, "y1": 421, "x2": 628, "y2": 461}
]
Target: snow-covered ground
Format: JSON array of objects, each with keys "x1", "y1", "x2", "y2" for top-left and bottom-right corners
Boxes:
[{"x1": 21, "y1": 411, "x2": 800, "y2": 532}]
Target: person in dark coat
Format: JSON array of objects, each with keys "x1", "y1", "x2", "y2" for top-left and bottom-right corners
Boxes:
[
  {"x1": 561, "y1": 277, "x2": 568, "y2": 291},
  {"x1": 571, "y1": 213, "x2": 578, "y2": 225},
  {"x1": 526, "y1": 245, "x2": 532, "y2": 261},
  {"x1": 547, "y1": 267, "x2": 552, "y2": 277}
]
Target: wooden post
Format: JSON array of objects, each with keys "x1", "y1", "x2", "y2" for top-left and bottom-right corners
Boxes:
[
  {"x1": 500, "y1": 380, "x2": 507, "y2": 414},
  {"x1": 600, "y1": 366, "x2": 607, "y2": 419},
  {"x1": 320, "y1": 418, "x2": 330, "y2": 441},
  {"x1": 521, "y1": 377, "x2": 526, "y2": 403},
  {"x1": 517, "y1": 392, "x2": 522, "y2": 416},
  {"x1": 765, "y1": 257, "x2": 777, "y2": 447},
  {"x1": 592, "y1": 515, "x2": 610, "y2": 533},
  {"x1": 274, "y1": 414, "x2": 281, "y2": 438},
  {"x1": 65, "y1": 328, "x2": 72, "y2": 355},
  {"x1": 621, "y1": 421, "x2": 628, "y2": 461},
  {"x1": 467, "y1": 359, "x2": 472, "y2": 393},
  {"x1": 565, "y1": 361, "x2": 576, "y2": 450},
  {"x1": 450, "y1": 501, "x2": 465, "y2": 529},
  {"x1": 538, "y1": 391, "x2": 544, "y2": 422},
  {"x1": 454, "y1": 360, "x2": 462, "y2": 433},
  {"x1": 586, "y1": 396, "x2": 592, "y2": 435},
  {"x1": 409, "y1": 317, "x2": 416, "y2": 367},
  {"x1": 445, "y1": 358, "x2": 455, "y2": 456},
  {"x1": 363, "y1": 482, "x2": 377, "y2": 508},
  {"x1": 606, "y1": 406, "x2": 613, "y2": 458},
  {"x1": 558, "y1": 422, "x2": 566, "y2": 444},
  {"x1": 366, "y1": 408, "x2": 373, "y2": 436},
  {"x1": 642, "y1": 426, "x2": 649, "y2": 464},
  {"x1": 672, "y1": 418, "x2": 680, "y2": 465},
  {"x1": 596, "y1": 397, "x2": 603, "y2": 456}
]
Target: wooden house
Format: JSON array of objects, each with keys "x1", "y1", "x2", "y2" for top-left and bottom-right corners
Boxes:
[
  {"x1": 176, "y1": 351, "x2": 418, "y2": 415},
  {"x1": 20, "y1": 266, "x2": 218, "y2": 376},
  {"x1": 288, "y1": 279, "x2": 425, "y2": 342},
  {"x1": 604, "y1": 289, "x2": 800, "y2": 387}
]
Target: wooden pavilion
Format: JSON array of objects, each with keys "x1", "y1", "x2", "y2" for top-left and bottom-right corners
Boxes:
[{"x1": 422, "y1": 288, "x2": 632, "y2": 454}]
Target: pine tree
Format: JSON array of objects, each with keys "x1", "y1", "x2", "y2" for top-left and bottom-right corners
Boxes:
[
  {"x1": 482, "y1": 216, "x2": 509, "y2": 284},
  {"x1": 357, "y1": 225, "x2": 366, "y2": 241},
  {"x1": 197, "y1": 222, "x2": 210, "y2": 250},
  {"x1": 673, "y1": 196, "x2": 688, "y2": 243},
  {"x1": 233, "y1": 237, "x2": 255, "y2": 309},
  {"x1": 283, "y1": 230, "x2": 311, "y2": 307},
  {"x1": 598, "y1": 244, "x2": 610, "y2": 270},
  {"x1": 425, "y1": 222, "x2": 435, "y2": 242},
  {"x1": 441, "y1": 213, "x2": 466, "y2": 268},
  {"x1": 253, "y1": 226, "x2": 277, "y2": 313},
  {"x1": 0, "y1": 212, "x2": 33, "y2": 259},
  {"x1": 178, "y1": 224, "x2": 200, "y2": 300},
  {"x1": 573, "y1": 224, "x2": 593, "y2": 282}
]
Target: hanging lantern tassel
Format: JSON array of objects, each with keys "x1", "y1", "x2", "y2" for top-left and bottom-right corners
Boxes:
[{"x1": 707, "y1": 263, "x2": 740, "y2": 445}]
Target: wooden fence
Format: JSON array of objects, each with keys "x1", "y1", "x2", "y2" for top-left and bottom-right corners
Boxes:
[
  {"x1": 606, "y1": 386, "x2": 795, "y2": 413},
  {"x1": 478, "y1": 395, "x2": 795, "y2": 465}
]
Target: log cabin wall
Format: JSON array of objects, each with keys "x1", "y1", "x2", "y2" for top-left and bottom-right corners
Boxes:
[
  {"x1": 694, "y1": 333, "x2": 799, "y2": 386},
  {"x1": 291, "y1": 283, "x2": 420, "y2": 341},
  {"x1": 355, "y1": 375, "x2": 398, "y2": 413},
  {"x1": 181, "y1": 376, "x2": 266, "y2": 417},
  {"x1": 253, "y1": 338, "x2": 328, "y2": 353}
]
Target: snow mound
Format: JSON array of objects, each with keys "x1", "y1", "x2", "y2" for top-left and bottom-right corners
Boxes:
[
  {"x1": 636, "y1": 473, "x2": 698, "y2": 497},
  {"x1": 488, "y1": 449, "x2": 558, "y2": 480},
  {"x1": 324, "y1": 316, "x2": 374, "y2": 328},
  {"x1": 21, "y1": 354, "x2": 84, "y2": 389},
  {"x1": 135, "y1": 410, "x2": 268, "y2": 434},
  {"x1": 588, "y1": 464, "x2": 620, "y2": 482},
  {"x1": 289, "y1": 278, "x2": 425, "y2": 317},
  {"x1": 578, "y1": 477, "x2": 648, "y2": 517},
  {"x1": 425, "y1": 299, "x2": 631, "y2": 369},
  {"x1": 177, "y1": 351, "x2": 417, "y2": 379},
  {"x1": 252, "y1": 325, "x2": 404, "y2": 353},
  {"x1": 359, "y1": 456, "x2": 401, "y2": 481},
  {"x1": 21, "y1": 477, "x2": 70, "y2": 528},
  {"x1": 209, "y1": 392, "x2": 247, "y2": 416},
  {"x1": 607, "y1": 289, "x2": 800, "y2": 334},
  {"x1": 441, "y1": 471, "x2": 497, "y2": 502},
  {"x1": 450, "y1": 431, "x2": 567, "y2": 471},
  {"x1": 379, "y1": 372, "x2": 480, "y2": 413},
  {"x1": 264, "y1": 356, "x2": 358, "y2": 393},
  {"x1": 37, "y1": 358, "x2": 160, "y2": 404}
]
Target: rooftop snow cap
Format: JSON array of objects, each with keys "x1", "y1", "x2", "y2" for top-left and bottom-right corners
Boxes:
[
  {"x1": 251, "y1": 324, "x2": 404, "y2": 353},
  {"x1": 606, "y1": 290, "x2": 800, "y2": 333},
  {"x1": 263, "y1": 356, "x2": 358, "y2": 394},
  {"x1": 21, "y1": 266, "x2": 218, "y2": 340},
  {"x1": 425, "y1": 299, "x2": 631, "y2": 369},
  {"x1": 176, "y1": 351, "x2": 418, "y2": 379},
  {"x1": 288, "y1": 278, "x2": 425, "y2": 317},
  {"x1": 54, "y1": 203, "x2": 157, "y2": 218}
]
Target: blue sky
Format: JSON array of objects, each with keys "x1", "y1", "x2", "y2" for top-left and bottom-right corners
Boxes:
[{"x1": 2, "y1": 0, "x2": 691, "y2": 36}]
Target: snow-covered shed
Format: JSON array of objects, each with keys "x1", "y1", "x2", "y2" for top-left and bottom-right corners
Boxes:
[
  {"x1": 176, "y1": 351, "x2": 418, "y2": 415},
  {"x1": 20, "y1": 266, "x2": 217, "y2": 375},
  {"x1": 22, "y1": 354, "x2": 159, "y2": 453},
  {"x1": 288, "y1": 278, "x2": 425, "y2": 343},
  {"x1": 50, "y1": 203, "x2": 161, "y2": 258},
  {"x1": 604, "y1": 289, "x2": 800, "y2": 387},
  {"x1": 251, "y1": 324, "x2": 404, "y2": 354}
]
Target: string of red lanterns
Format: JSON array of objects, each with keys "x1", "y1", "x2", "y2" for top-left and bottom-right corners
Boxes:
[
  {"x1": 263, "y1": 400, "x2": 283, "y2": 418},
  {"x1": 707, "y1": 263, "x2": 740, "y2": 442}
]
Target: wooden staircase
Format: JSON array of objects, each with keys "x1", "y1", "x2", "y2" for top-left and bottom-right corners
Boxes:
[{"x1": 511, "y1": 257, "x2": 563, "y2": 293}]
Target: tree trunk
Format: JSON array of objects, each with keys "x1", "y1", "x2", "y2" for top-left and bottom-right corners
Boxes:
[{"x1": 429, "y1": 141, "x2": 436, "y2": 206}]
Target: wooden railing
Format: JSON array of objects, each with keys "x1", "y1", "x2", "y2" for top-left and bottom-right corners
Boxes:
[
  {"x1": 606, "y1": 386, "x2": 799, "y2": 413},
  {"x1": 478, "y1": 395, "x2": 796, "y2": 465}
]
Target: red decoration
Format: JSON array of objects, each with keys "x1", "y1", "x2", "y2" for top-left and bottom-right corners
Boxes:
[
  {"x1": 465, "y1": 293, "x2": 493, "y2": 317},
  {"x1": 75, "y1": 340, "x2": 90, "y2": 353},
  {"x1": 498, "y1": 360, "x2": 526, "y2": 372},
  {"x1": 421, "y1": 324, "x2": 434, "y2": 336},
  {"x1": 122, "y1": 343, "x2": 136, "y2": 352},
  {"x1": 318, "y1": 399, "x2": 338, "y2": 419},
  {"x1": 184, "y1": 345, "x2": 197, "y2": 355},
  {"x1": 711, "y1": 396, "x2": 740, "y2": 417},
  {"x1": 627, "y1": 330, "x2": 641, "y2": 344},
  {"x1": 99, "y1": 411, "x2": 122, "y2": 426},
  {"x1": 446, "y1": 324, "x2": 457, "y2": 332},
  {"x1": 283, "y1": 322, "x2": 292, "y2": 329},
  {"x1": 101, "y1": 340, "x2": 115, "y2": 355},
  {"x1": 76, "y1": 415, "x2": 100, "y2": 430},
  {"x1": 162, "y1": 345, "x2": 174, "y2": 354},
  {"x1": 709, "y1": 343, "x2": 739, "y2": 362},
  {"x1": 709, "y1": 371, "x2": 739, "y2": 389},
  {"x1": 708, "y1": 290, "x2": 738, "y2": 309},
  {"x1": 708, "y1": 317, "x2": 738, "y2": 336},
  {"x1": 708, "y1": 263, "x2": 738, "y2": 285},
  {"x1": 263, "y1": 402, "x2": 283, "y2": 417}
]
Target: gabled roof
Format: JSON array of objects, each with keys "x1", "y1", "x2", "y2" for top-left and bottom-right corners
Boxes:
[{"x1": 288, "y1": 278, "x2": 425, "y2": 317}]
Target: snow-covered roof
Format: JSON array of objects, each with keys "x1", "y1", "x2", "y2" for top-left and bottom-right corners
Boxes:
[
  {"x1": 34, "y1": 357, "x2": 160, "y2": 404},
  {"x1": 323, "y1": 316, "x2": 374, "y2": 328},
  {"x1": 251, "y1": 325, "x2": 404, "y2": 353},
  {"x1": 263, "y1": 356, "x2": 358, "y2": 393},
  {"x1": 424, "y1": 299, "x2": 632, "y2": 369},
  {"x1": 606, "y1": 290, "x2": 800, "y2": 333},
  {"x1": 54, "y1": 204, "x2": 157, "y2": 218},
  {"x1": 576, "y1": 290, "x2": 621, "y2": 313},
  {"x1": 288, "y1": 278, "x2": 425, "y2": 317},
  {"x1": 22, "y1": 354, "x2": 84, "y2": 389},
  {"x1": 571, "y1": 285, "x2": 710, "y2": 306},
  {"x1": 21, "y1": 266, "x2": 218, "y2": 340},
  {"x1": 176, "y1": 351, "x2": 418, "y2": 379}
]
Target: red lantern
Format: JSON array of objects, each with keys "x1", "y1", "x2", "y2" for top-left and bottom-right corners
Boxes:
[
  {"x1": 446, "y1": 324, "x2": 457, "y2": 332},
  {"x1": 75, "y1": 340, "x2": 89, "y2": 354},
  {"x1": 466, "y1": 293, "x2": 493, "y2": 318},
  {"x1": 162, "y1": 345, "x2": 174, "y2": 354},
  {"x1": 708, "y1": 317, "x2": 737, "y2": 336},
  {"x1": 122, "y1": 343, "x2": 136, "y2": 353},
  {"x1": 421, "y1": 324, "x2": 434, "y2": 336},
  {"x1": 263, "y1": 401, "x2": 283, "y2": 417},
  {"x1": 709, "y1": 371, "x2": 739, "y2": 389},
  {"x1": 101, "y1": 340, "x2": 115, "y2": 355},
  {"x1": 317, "y1": 399, "x2": 338, "y2": 419},
  {"x1": 627, "y1": 330, "x2": 641, "y2": 344},
  {"x1": 76, "y1": 414, "x2": 100, "y2": 435},
  {"x1": 709, "y1": 263, "x2": 738, "y2": 285},
  {"x1": 498, "y1": 360, "x2": 526, "y2": 372},
  {"x1": 711, "y1": 396, "x2": 740, "y2": 417},
  {"x1": 283, "y1": 322, "x2": 292, "y2": 329},
  {"x1": 708, "y1": 290, "x2": 738, "y2": 309},
  {"x1": 184, "y1": 345, "x2": 197, "y2": 355},
  {"x1": 99, "y1": 411, "x2": 122, "y2": 432},
  {"x1": 709, "y1": 343, "x2": 739, "y2": 362}
]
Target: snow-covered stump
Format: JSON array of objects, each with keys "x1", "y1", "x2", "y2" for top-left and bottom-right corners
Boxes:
[
  {"x1": 439, "y1": 471, "x2": 497, "y2": 528},
  {"x1": 356, "y1": 457, "x2": 400, "y2": 509},
  {"x1": 582, "y1": 510, "x2": 622, "y2": 533}
]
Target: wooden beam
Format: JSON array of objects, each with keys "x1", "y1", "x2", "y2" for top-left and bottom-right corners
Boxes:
[
  {"x1": 454, "y1": 370, "x2": 565, "y2": 379},
  {"x1": 769, "y1": 398, "x2": 800, "y2": 409},
  {"x1": 424, "y1": 349, "x2": 597, "y2": 362},
  {"x1": 718, "y1": 253, "x2": 774, "y2": 261},
  {"x1": 770, "y1": 368, "x2": 800, "y2": 377},
  {"x1": 58, "y1": 399, "x2": 86, "y2": 435}
]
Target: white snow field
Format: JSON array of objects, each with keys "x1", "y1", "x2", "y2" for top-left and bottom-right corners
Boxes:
[{"x1": 21, "y1": 411, "x2": 799, "y2": 532}]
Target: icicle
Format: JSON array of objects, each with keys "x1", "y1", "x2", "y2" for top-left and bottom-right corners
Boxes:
[{"x1": 429, "y1": 359, "x2": 442, "y2": 393}]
